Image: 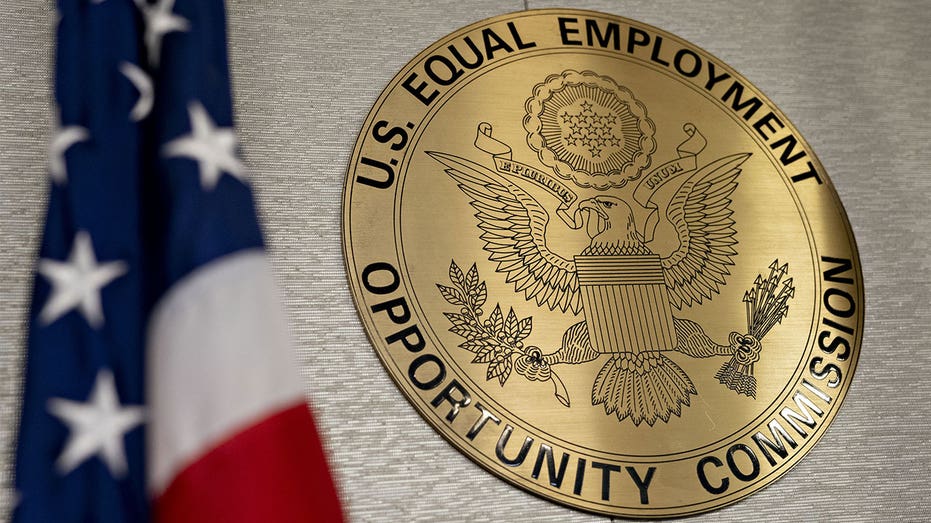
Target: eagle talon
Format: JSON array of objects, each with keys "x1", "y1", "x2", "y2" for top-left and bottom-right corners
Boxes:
[
  {"x1": 728, "y1": 332, "x2": 761, "y2": 365},
  {"x1": 515, "y1": 346, "x2": 551, "y2": 382}
]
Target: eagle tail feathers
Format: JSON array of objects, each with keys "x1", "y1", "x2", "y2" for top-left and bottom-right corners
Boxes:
[{"x1": 592, "y1": 352, "x2": 696, "y2": 426}]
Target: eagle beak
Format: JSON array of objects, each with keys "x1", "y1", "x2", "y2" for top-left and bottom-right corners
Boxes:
[
  {"x1": 579, "y1": 199, "x2": 608, "y2": 237},
  {"x1": 579, "y1": 199, "x2": 608, "y2": 220}
]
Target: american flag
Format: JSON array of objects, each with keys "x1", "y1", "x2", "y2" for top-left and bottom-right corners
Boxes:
[{"x1": 14, "y1": 0, "x2": 343, "y2": 520}]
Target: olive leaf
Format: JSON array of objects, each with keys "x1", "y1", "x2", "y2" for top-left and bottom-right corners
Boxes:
[
  {"x1": 436, "y1": 284, "x2": 465, "y2": 306},
  {"x1": 486, "y1": 353, "x2": 513, "y2": 385}
]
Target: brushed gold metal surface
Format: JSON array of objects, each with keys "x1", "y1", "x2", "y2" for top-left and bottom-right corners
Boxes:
[{"x1": 342, "y1": 9, "x2": 862, "y2": 518}]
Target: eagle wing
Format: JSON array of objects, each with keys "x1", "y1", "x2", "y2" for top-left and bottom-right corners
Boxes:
[
  {"x1": 660, "y1": 153, "x2": 750, "y2": 309},
  {"x1": 428, "y1": 151, "x2": 582, "y2": 314}
]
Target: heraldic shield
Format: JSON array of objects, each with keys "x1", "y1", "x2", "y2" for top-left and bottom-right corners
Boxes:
[{"x1": 574, "y1": 254, "x2": 677, "y2": 355}]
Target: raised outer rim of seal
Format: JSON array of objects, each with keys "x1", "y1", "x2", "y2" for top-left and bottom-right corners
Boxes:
[{"x1": 341, "y1": 8, "x2": 863, "y2": 518}]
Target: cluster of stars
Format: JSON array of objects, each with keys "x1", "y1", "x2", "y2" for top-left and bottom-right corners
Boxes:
[{"x1": 560, "y1": 100, "x2": 623, "y2": 158}]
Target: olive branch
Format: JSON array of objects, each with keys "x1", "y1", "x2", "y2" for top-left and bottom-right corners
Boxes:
[{"x1": 437, "y1": 260, "x2": 570, "y2": 406}]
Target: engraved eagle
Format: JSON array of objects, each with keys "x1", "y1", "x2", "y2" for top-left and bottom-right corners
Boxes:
[{"x1": 429, "y1": 150, "x2": 751, "y2": 426}]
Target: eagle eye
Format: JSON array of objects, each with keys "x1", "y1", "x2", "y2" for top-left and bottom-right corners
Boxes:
[{"x1": 602, "y1": 200, "x2": 615, "y2": 208}]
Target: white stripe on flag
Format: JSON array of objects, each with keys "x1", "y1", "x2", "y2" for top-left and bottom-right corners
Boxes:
[{"x1": 146, "y1": 249, "x2": 305, "y2": 496}]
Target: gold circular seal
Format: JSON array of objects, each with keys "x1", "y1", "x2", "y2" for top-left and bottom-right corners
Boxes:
[{"x1": 342, "y1": 9, "x2": 862, "y2": 518}]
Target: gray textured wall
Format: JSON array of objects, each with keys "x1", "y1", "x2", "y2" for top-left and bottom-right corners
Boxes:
[{"x1": 2, "y1": 1, "x2": 929, "y2": 521}]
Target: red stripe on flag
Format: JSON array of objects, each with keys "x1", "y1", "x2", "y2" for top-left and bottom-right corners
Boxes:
[{"x1": 154, "y1": 403, "x2": 344, "y2": 522}]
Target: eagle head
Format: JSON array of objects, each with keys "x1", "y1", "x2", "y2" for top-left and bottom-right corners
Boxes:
[{"x1": 579, "y1": 196, "x2": 648, "y2": 255}]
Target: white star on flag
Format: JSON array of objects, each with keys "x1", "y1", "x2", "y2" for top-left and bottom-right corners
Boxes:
[
  {"x1": 48, "y1": 119, "x2": 89, "y2": 185},
  {"x1": 47, "y1": 370, "x2": 145, "y2": 477},
  {"x1": 37, "y1": 230, "x2": 128, "y2": 328},
  {"x1": 137, "y1": 0, "x2": 190, "y2": 67},
  {"x1": 119, "y1": 62, "x2": 154, "y2": 121},
  {"x1": 163, "y1": 101, "x2": 246, "y2": 190}
]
